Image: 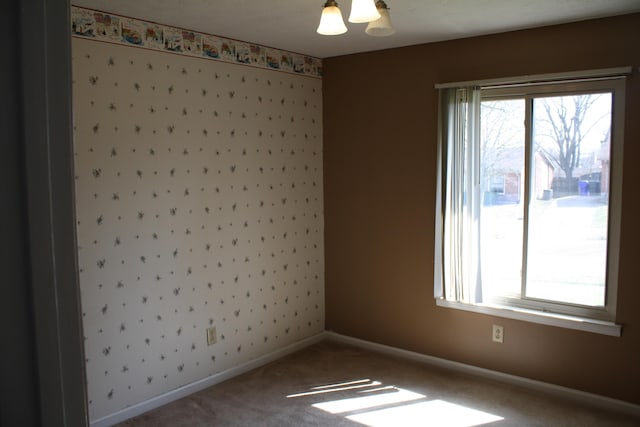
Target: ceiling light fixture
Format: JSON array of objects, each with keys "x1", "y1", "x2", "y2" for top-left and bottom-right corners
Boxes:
[
  {"x1": 317, "y1": 0, "x2": 394, "y2": 37},
  {"x1": 348, "y1": 0, "x2": 380, "y2": 23},
  {"x1": 317, "y1": 0, "x2": 348, "y2": 35},
  {"x1": 365, "y1": 0, "x2": 395, "y2": 37}
]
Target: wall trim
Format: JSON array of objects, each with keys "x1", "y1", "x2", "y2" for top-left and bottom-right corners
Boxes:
[
  {"x1": 435, "y1": 298, "x2": 622, "y2": 337},
  {"x1": 325, "y1": 332, "x2": 640, "y2": 419},
  {"x1": 70, "y1": 5, "x2": 322, "y2": 78},
  {"x1": 91, "y1": 332, "x2": 327, "y2": 427},
  {"x1": 92, "y1": 330, "x2": 640, "y2": 425},
  {"x1": 20, "y1": 0, "x2": 90, "y2": 424}
]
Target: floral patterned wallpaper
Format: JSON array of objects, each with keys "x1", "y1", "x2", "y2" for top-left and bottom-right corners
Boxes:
[{"x1": 72, "y1": 35, "x2": 324, "y2": 421}]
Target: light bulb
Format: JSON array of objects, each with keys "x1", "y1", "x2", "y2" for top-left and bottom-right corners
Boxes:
[
  {"x1": 317, "y1": 1, "x2": 348, "y2": 35},
  {"x1": 349, "y1": 0, "x2": 380, "y2": 23}
]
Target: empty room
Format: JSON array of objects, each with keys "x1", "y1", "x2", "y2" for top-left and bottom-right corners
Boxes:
[{"x1": 3, "y1": 1, "x2": 640, "y2": 426}]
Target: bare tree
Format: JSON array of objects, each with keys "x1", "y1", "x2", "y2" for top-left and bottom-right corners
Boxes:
[
  {"x1": 481, "y1": 100, "x2": 523, "y2": 187},
  {"x1": 537, "y1": 94, "x2": 606, "y2": 181}
]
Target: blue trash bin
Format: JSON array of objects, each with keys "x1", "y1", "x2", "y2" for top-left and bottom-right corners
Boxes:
[{"x1": 578, "y1": 180, "x2": 588, "y2": 196}]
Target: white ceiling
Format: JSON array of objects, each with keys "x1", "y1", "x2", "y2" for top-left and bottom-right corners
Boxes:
[{"x1": 74, "y1": 0, "x2": 640, "y2": 58}]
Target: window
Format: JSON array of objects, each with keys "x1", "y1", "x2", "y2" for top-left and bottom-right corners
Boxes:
[
  {"x1": 488, "y1": 175, "x2": 505, "y2": 195},
  {"x1": 434, "y1": 69, "x2": 628, "y2": 335}
]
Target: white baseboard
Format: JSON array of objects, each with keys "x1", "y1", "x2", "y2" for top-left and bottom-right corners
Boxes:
[
  {"x1": 91, "y1": 332, "x2": 327, "y2": 427},
  {"x1": 91, "y1": 330, "x2": 639, "y2": 425},
  {"x1": 325, "y1": 331, "x2": 640, "y2": 418}
]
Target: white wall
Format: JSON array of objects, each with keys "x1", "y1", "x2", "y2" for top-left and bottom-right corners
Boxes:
[{"x1": 72, "y1": 35, "x2": 324, "y2": 420}]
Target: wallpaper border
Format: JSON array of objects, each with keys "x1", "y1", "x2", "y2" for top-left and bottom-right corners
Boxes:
[{"x1": 70, "y1": 5, "x2": 323, "y2": 79}]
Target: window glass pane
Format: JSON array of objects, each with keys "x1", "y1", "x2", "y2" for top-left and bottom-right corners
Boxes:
[
  {"x1": 526, "y1": 93, "x2": 612, "y2": 306},
  {"x1": 480, "y1": 100, "x2": 525, "y2": 300},
  {"x1": 489, "y1": 175, "x2": 505, "y2": 194}
]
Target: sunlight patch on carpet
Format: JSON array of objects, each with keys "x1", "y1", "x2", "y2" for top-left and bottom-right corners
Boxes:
[
  {"x1": 346, "y1": 399, "x2": 503, "y2": 427},
  {"x1": 287, "y1": 379, "x2": 382, "y2": 398},
  {"x1": 312, "y1": 386, "x2": 425, "y2": 414}
]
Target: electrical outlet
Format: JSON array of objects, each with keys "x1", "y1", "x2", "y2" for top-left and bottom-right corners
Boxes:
[
  {"x1": 492, "y1": 324, "x2": 504, "y2": 343},
  {"x1": 206, "y1": 326, "x2": 217, "y2": 346}
]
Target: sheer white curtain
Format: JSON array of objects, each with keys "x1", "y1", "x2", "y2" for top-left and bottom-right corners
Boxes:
[{"x1": 435, "y1": 86, "x2": 482, "y2": 304}]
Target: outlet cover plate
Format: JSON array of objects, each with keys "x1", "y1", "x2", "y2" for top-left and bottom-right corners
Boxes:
[
  {"x1": 207, "y1": 326, "x2": 217, "y2": 345},
  {"x1": 492, "y1": 324, "x2": 504, "y2": 343}
]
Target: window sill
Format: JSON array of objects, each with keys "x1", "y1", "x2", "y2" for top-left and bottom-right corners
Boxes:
[{"x1": 435, "y1": 298, "x2": 622, "y2": 337}]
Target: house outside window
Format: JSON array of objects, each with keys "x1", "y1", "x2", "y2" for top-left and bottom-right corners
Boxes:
[
  {"x1": 488, "y1": 175, "x2": 505, "y2": 195},
  {"x1": 434, "y1": 69, "x2": 628, "y2": 335}
]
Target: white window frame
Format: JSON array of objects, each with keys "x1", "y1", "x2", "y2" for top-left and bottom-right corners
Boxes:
[{"x1": 434, "y1": 68, "x2": 629, "y2": 337}]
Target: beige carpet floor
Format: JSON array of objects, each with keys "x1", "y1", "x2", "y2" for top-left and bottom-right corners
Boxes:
[{"x1": 118, "y1": 339, "x2": 639, "y2": 426}]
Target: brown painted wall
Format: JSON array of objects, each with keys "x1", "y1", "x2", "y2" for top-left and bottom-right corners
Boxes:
[{"x1": 323, "y1": 14, "x2": 640, "y2": 404}]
